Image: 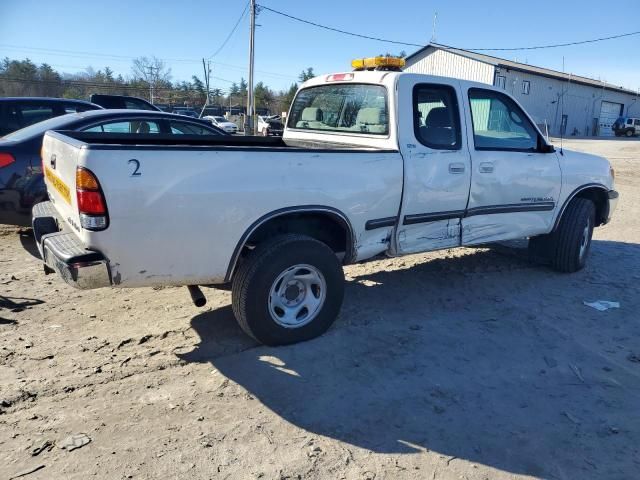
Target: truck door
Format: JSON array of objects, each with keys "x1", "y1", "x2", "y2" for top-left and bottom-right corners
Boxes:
[
  {"x1": 395, "y1": 76, "x2": 471, "y2": 254},
  {"x1": 461, "y1": 87, "x2": 561, "y2": 245}
]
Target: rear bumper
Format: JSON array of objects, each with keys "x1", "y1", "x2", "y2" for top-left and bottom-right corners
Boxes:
[
  {"x1": 32, "y1": 201, "x2": 112, "y2": 289},
  {"x1": 607, "y1": 189, "x2": 619, "y2": 222}
]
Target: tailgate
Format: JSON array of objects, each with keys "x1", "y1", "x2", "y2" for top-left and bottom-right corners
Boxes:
[{"x1": 42, "y1": 131, "x2": 83, "y2": 231}]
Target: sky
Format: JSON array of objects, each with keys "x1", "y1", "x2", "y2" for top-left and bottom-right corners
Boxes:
[{"x1": 1, "y1": 0, "x2": 638, "y2": 94}]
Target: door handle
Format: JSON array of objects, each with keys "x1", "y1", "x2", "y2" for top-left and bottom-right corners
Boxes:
[
  {"x1": 479, "y1": 162, "x2": 494, "y2": 173},
  {"x1": 448, "y1": 162, "x2": 465, "y2": 174}
]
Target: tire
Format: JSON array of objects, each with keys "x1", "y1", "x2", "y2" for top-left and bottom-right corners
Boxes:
[
  {"x1": 531, "y1": 198, "x2": 595, "y2": 273},
  {"x1": 231, "y1": 234, "x2": 345, "y2": 345},
  {"x1": 626, "y1": 129, "x2": 634, "y2": 137}
]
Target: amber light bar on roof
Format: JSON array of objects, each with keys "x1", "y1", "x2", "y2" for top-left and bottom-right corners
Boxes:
[{"x1": 351, "y1": 56, "x2": 405, "y2": 71}]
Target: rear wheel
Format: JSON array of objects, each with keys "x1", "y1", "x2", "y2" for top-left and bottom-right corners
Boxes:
[
  {"x1": 231, "y1": 234, "x2": 345, "y2": 345},
  {"x1": 529, "y1": 198, "x2": 595, "y2": 273}
]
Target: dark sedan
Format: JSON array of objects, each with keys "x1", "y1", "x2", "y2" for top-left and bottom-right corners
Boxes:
[
  {"x1": 0, "y1": 110, "x2": 226, "y2": 226},
  {"x1": 0, "y1": 97, "x2": 102, "y2": 137}
]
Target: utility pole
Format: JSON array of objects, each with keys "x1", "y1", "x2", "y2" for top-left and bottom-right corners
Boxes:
[
  {"x1": 200, "y1": 58, "x2": 212, "y2": 118},
  {"x1": 245, "y1": 0, "x2": 256, "y2": 135},
  {"x1": 145, "y1": 66, "x2": 159, "y2": 104}
]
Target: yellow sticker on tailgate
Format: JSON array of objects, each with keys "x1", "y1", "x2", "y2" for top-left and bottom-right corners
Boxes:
[{"x1": 45, "y1": 166, "x2": 71, "y2": 204}]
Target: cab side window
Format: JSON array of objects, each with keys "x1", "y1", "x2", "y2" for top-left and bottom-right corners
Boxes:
[
  {"x1": 413, "y1": 84, "x2": 461, "y2": 150},
  {"x1": 469, "y1": 88, "x2": 538, "y2": 151},
  {"x1": 634, "y1": 119, "x2": 640, "y2": 126}
]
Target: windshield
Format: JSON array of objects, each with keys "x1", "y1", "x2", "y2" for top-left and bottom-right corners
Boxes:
[
  {"x1": 213, "y1": 116, "x2": 227, "y2": 122},
  {"x1": 3, "y1": 113, "x2": 79, "y2": 141},
  {"x1": 288, "y1": 83, "x2": 388, "y2": 135}
]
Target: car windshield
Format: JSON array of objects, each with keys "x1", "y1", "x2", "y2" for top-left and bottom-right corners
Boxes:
[
  {"x1": 213, "y1": 116, "x2": 227, "y2": 122},
  {"x1": 288, "y1": 83, "x2": 388, "y2": 135},
  {"x1": 3, "y1": 113, "x2": 80, "y2": 141}
]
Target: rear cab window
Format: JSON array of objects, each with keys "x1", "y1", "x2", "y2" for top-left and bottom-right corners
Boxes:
[{"x1": 287, "y1": 83, "x2": 388, "y2": 135}]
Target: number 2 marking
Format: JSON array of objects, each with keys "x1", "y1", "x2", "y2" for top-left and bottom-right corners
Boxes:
[{"x1": 128, "y1": 159, "x2": 141, "y2": 177}]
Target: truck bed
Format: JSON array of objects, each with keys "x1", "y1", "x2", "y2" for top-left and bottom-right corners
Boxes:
[{"x1": 53, "y1": 131, "x2": 392, "y2": 151}]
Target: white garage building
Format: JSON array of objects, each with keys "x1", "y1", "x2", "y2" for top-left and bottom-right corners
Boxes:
[{"x1": 404, "y1": 44, "x2": 639, "y2": 137}]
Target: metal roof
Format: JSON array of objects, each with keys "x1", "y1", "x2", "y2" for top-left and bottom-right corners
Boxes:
[{"x1": 405, "y1": 43, "x2": 639, "y2": 96}]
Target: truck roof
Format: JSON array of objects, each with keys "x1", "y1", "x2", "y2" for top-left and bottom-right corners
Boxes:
[{"x1": 299, "y1": 70, "x2": 502, "y2": 93}]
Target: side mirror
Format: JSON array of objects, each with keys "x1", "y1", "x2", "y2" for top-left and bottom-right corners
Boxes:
[
  {"x1": 542, "y1": 143, "x2": 556, "y2": 153},
  {"x1": 538, "y1": 138, "x2": 555, "y2": 153}
]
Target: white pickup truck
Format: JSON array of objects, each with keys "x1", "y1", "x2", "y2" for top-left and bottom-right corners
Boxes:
[{"x1": 34, "y1": 59, "x2": 618, "y2": 345}]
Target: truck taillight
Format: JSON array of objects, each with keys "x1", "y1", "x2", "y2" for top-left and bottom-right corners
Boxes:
[
  {"x1": 76, "y1": 167, "x2": 109, "y2": 230},
  {"x1": 0, "y1": 153, "x2": 15, "y2": 168}
]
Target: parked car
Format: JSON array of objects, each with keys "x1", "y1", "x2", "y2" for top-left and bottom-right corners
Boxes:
[
  {"x1": 0, "y1": 97, "x2": 102, "y2": 137},
  {"x1": 203, "y1": 115, "x2": 238, "y2": 134},
  {"x1": 34, "y1": 58, "x2": 618, "y2": 346},
  {"x1": 257, "y1": 115, "x2": 284, "y2": 136},
  {"x1": 172, "y1": 108, "x2": 199, "y2": 118},
  {"x1": 89, "y1": 94, "x2": 160, "y2": 111},
  {"x1": 0, "y1": 110, "x2": 225, "y2": 226},
  {"x1": 612, "y1": 116, "x2": 640, "y2": 137}
]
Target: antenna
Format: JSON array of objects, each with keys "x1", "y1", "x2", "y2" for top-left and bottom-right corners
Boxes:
[
  {"x1": 431, "y1": 12, "x2": 438, "y2": 43},
  {"x1": 559, "y1": 56, "x2": 565, "y2": 155}
]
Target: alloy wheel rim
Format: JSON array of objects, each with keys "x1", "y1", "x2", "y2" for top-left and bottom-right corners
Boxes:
[
  {"x1": 268, "y1": 264, "x2": 326, "y2": 328},
  {"x1": 579, "y1": 219, "x2": 591, "y2": 260}
]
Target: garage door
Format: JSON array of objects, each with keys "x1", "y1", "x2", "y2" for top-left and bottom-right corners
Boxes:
[{"x1": 599, "y1": 101, "x2": 623, "y2": 136}]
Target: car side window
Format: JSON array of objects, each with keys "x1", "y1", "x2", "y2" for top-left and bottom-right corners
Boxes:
[
  {"x1": 169, "y1": 121, "x2": 215, "y2": 135},
  {"x1": 64, "y1": 103, "x2": 94, "y2": 114},
  {"x1": 124, "y1": 99, "x2": 155, "y2": 111},
  {"x1": 3, "y1": 104, "x2": 21, "y2": 133},
  {"x1": 82, "y1": 120, "x2": 161, "y2": 134},
  {"x1": 413, "y1": 84, "x2": 461, "y2": 150},
  {"x1": 627, "y1": 119, "x2": 633, "y2": 125},
  {"x1": 469, "y1": 88, "x2": 538, "y2": 151},
  {"x1": 19, "y1": 104, "x2": 58, "y2": 128},
  {"x1": 634, "y1": 119, "x2": 640, "y2": 126}
]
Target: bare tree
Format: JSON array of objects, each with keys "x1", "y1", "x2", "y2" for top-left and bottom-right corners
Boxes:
[{"x1": 131, "y1": 56, "x2": 172, "y2": 84}]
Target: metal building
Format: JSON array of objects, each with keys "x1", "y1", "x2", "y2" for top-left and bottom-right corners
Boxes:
[{"x1": 404, "y1": 44, "x2": 639, "y2": 137}]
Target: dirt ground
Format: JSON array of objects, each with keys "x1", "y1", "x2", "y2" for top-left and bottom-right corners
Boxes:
[{"x1": 1, "y1": 138, "x2": 639, "y2": 480}]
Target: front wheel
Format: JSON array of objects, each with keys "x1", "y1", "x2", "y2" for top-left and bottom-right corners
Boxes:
[
  {"x1": 530, "y1": 198, "x2": 595, "y2": 273},
  {"x1": 231, "y1": 234, "x2": 345, "y2": 345},
  {"x1": 626, "y1": 129, "x2": 634, "y2": 137}
]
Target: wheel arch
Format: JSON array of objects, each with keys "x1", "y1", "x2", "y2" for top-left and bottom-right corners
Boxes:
[
  {"x1": 224, "y1": 206, "x2": 355, "y2": 282},
  {"x1": 553, "y1": 183, "x2": 609, "y2": 231}
]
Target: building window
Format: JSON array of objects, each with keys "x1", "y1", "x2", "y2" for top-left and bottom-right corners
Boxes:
[
  {"x1": 495, "y1": 75, "x2": 506, "y2": 89},
  {"x1": 522, "y1": 80, "x2": 530, "y2": 95}
]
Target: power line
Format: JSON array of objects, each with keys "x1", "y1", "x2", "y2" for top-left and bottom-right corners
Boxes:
[
  {"x1": 258, "y1": 4, "x2": 640, "y2": 52},
  {"x1": 462, "y1": 30, "x2": 640, "y2": 51},
  {"x1": 1, "y1": 43, "x2": 298, "y2": 80},
  {"x1": 258, "y1": 5, "x2": 422, "y2": 47},
  {"x1": 209, "y1": 1, "x2": 250, "y2": 58},
  {"x1": 0, "y1": 76, "x2": 228, "y2": 94}
]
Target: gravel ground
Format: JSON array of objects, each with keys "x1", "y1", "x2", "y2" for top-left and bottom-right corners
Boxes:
[{"x1": 1, "y1": 138, "x2": 639, "y2": 480}]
